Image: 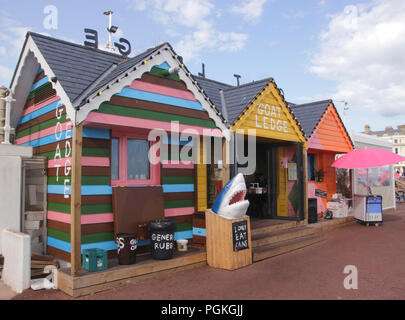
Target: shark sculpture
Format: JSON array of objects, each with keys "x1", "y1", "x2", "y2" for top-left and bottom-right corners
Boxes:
[{"x1": 212, "y1": 173, "x2": 250, "y2": 219}]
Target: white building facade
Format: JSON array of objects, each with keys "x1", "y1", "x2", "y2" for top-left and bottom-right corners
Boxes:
[{"x1": 363, "y1": 125, "x2": 405, "y2": 173}]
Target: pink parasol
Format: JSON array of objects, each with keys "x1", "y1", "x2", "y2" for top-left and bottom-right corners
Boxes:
[
  {"x1": 332, "y1": 148, "x2": 405, "y2": 169},
  {"x1": 332, "y1": 148, "x2": 405, "y2": 195}
]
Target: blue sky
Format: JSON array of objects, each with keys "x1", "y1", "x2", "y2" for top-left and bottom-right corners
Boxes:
[{"x1": 1, "y1": 0, "x2": 404, "y2": 133}]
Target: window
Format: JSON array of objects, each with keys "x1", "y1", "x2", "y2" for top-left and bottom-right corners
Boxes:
[
  {"x1": 395, "y1": 148, "x2": 399, "y2": 154},
  {"x1": 307, "y1": 153, "x2": 317, "y2": 181},
  {"x1": 111, "y1": 132, "x2": 160, "y2": 186}
]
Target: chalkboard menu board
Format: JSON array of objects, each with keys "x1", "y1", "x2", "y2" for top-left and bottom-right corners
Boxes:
[
  {"x1": 315, "y1": 189, "x2": 327, "y2": 198},
  {"x1": 232, "y1": 221, "x2": 249, "y2": 252}
]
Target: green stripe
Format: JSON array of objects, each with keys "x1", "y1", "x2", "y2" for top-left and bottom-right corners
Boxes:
[
  {"x1": 148, "y1": 66, "x2": 181, "y2": 81},
  {"x1": 81, "y1": 204, "x2": 113, "y2": 214},
  {"x1": 27, "y1": 82, "x2": 53, "y2": 100},
  {"x1": 47, "y1": 202, "x2": 113, "y2": 214},
  {"x1": 162, "y1": 176, "x2": 194, "y2": 184},
  {"x1": 48, "y1": 176, "x2": 110, "y2": 186},
  {"x1": 39, "y1": 147, "x2": 109, "y2": 159},
  {"x1": 16, "y1": 114, "x2": 67, "y2": 139},
  {"x1": 175, "y1": 222, "x2": 192, "y2": 232},
  {"x1": 48, "y1": 202, "x2": 70, "y2": 213},
  {"x1": 48, "y1": 228, "x2": 114, "y2": 244},
  {"x1": 97, "y1": 104, "x2": 216, "y2": 129},
  {"x1": 164, "y1": 199, "x2": 194, "y2": 209}
]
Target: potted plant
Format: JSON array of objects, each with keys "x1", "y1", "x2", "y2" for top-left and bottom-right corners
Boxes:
[{"x1": 315, "y1": 169, "x2": 325, "y2": 182}]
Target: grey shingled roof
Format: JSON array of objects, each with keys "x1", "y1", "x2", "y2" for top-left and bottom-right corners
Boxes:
[
  {"x1": 28, "y1": 32, "x2": 168, "y2": 107},
  {"x1": 223, "y1": 78, "x2": 271, "y2": 124},
  {"x1": 194, "y1": 76, "x2": 271, "y2": 124},
  {"x1": 289, "y1": 100, "x2": 331, "y2": 138},
  {"x1": 29, "y1": 32, "x2": 125, "y2": 103},
  {"x1": 193, "y1": 75, "x2": 234, "y2": 111}
]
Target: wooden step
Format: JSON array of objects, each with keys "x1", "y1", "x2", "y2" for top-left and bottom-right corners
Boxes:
[
  {"x1": 253, "y1": 234, "x2": 325, "y2": 262},
  {"x1": 251, "y1": 220, "x2": 297, "y2": 237},
  {"x1": 252, "y1": 225, "x2": 319, "y2": 248}
]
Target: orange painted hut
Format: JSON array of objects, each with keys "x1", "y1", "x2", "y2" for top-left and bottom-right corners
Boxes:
[{"x1": 290, "y1": 100, "x2": 353, "y2": 216}]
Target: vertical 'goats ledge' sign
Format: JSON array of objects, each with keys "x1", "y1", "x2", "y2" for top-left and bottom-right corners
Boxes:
[{"x1": 232, "y1": 221, "x2": 249, "y2": 252}]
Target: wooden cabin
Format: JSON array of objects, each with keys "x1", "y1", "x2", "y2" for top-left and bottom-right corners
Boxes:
[
  {"x1": 195, "y1": 76, "x2": 308, "y2": 222},
  {"x1": 290, "y1": 100, "x2": 354, "y2": 216},
  {"x1": 10, "y1": 32, "x2": 229, "y2": 281}
]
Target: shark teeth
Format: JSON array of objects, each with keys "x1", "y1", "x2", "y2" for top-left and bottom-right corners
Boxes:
[{"x1": 229, "y1": 190, "x2": 246, "y2": 206}]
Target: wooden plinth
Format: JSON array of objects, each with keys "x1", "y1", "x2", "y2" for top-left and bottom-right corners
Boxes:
[
  {"x1": 57, "y1": 248, "x2": 206, "y2": 298},
  {"x1": 206, "y1": 209, "x2": 252, "y2": 270}
]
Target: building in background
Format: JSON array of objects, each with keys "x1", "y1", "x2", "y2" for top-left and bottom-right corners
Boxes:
[{"x1": 363, "y1": 125, "x2": 405, "y2": 173}]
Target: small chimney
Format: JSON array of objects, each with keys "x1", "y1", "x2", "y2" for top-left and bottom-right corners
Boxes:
[
  {"x1": 233, "y1": 74, "x2": 241, "y2": 87},
  {"x1": 364, "y1": 124, "x2": 371, "y2": 134},
  {"x1": 198, "y1": 63, "x2": 205, "y2": 78}
]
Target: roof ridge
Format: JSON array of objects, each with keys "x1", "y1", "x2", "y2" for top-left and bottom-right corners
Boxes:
[
  {"x1": 28, "y1": 31, "x2": 127, "y2": 59},
  {"x1": 223, "y1": 77, "x2": 272, "y2": 92},
  {"x1": 290, "y1": 99, "x2": 332, "y2": 108},
  {"x1": 193, "y1": 75, "x2": 234, "y2": 88}
]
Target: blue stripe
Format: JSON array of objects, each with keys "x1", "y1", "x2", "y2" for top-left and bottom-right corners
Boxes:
[
  {"x1": 83, "y1": 127, "x2": 110, "y2": 139},
  {"x1": 18, "y1": 99, "x2": 62, "y2": 125},
  {"x1": 157, "y1": 62, "x2": 170, "y2": 70},
  {"x1": 193, "y1": 227, "x2": 206, "y2": 237},
  {"x1": 47, "y1": 237, "x2": 117, "y2": 253},
  {"x1": 30, "y1": 76, "x2": 49, "y2": 92},
  {"x1": 21, "y1": 131, "x2": 70, "y2": 147},
  {"x1": 21, "y1": 127, "x2": 108, "y2": 148},
  {"x1": 163, "y1": 184, "x2": 194, "y2": 193},
  {"x1": 174, "y1": 230, "x2": 193, "y2": 240},
  {"x1": 47, "y1": 231, "x2": 192, "y2": 253},
  {"x1": 118, "y1": 88, "x2": 203, "y2": 111},
  {"x1": 47, "y1": 185, "x2": 113, "y2": 196},
  {"x1": 163, "y1": 136, "x2": 194, "y2": 146}
]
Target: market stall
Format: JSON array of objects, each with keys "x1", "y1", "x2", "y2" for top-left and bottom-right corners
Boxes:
[{"x1": 332, "y1": 147, "x2": 405, "y2": 226}]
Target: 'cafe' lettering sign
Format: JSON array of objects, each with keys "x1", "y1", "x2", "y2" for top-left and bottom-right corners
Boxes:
[{"x1": 255, "y1": 103, "x2": 289, "y2": 133}]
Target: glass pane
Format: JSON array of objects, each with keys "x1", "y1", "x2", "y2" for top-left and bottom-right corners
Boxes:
[
  {"x1": 127, "y1": 139, "x2": 150, "y2": 180},
  {"x1": 111, "y1": 138, "x2": 119, "y2": 180}
]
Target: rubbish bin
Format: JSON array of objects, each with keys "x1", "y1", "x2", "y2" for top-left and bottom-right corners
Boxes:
[
  {"x1": 148, "y1": 219, "x2": 176, "y2": 260},
  {"x1": 116, "y1": 233, "x2": 137, "y2": 265}
]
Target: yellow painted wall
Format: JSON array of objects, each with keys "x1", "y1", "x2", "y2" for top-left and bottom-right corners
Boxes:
[
  {"x1": 197, "y1": 136, "x2": 207, "y2": 212},
  {"x1": 232, "y1": 81, "x2": 306, "y2": 146},
  {"x1": 277, "y1": 147, "x2": 288, "y2": 217}
]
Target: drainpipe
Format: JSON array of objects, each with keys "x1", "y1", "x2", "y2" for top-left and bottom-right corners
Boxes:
[
  {"x1": 0, "y1": 88, "x2": 15, "y2": 144},
  {"x1": 0, "y1": 86, "x2": 7, "y2": 143}
]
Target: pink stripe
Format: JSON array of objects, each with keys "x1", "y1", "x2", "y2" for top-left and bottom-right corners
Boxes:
[
  {"x1": 16, "y1": 120, "x2": 71, "y2": 144},
  {"x1": 162, "y1": 161, "x2": 194, "y2": 169},
  {"x1": 48, "y1": 157, "x2": 110, "y2": 168},
  {"x1": 130, "y1": 80, "x2": 197, "y2": 101},
  {"x1": 22, "y1": 95, "x2": 59, "y2": 116},
  {"x1": 84, "y1": 113, "x2": 223, "y2": 138},
  {"x1": 47, "y1": 211, "x2": 114, "y2": 224},
  {"x1": 164, "y1": 207, "x2": 195, "y2": 217}
]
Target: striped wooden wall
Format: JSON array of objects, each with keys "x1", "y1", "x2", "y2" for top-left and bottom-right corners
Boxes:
[
  {"x1": 15, "y1": 67, "x2": 73, "y2": 260},
  {"x1": 15, "y1": 62, "x2": 214, "y2": 261},
  {"x1": 82, "y1": 62, "x2": 212, "y2": 256}
]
